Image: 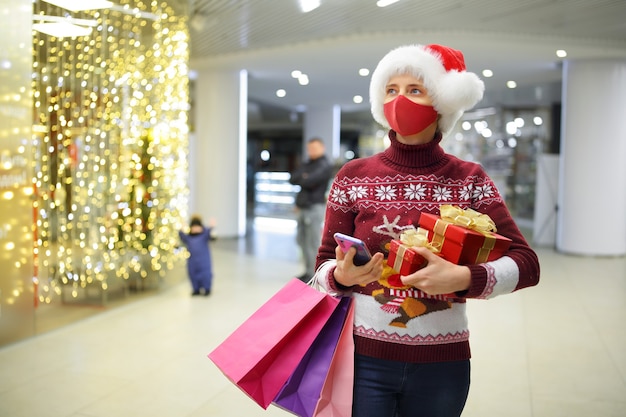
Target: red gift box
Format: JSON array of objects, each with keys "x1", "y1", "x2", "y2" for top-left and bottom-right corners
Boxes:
[
  {"x1": 419, "y1": 212, "x2": 511, "y2": 265},
  {"x1": 387, "y1": 239, "x2": 427, "y2": 275}
]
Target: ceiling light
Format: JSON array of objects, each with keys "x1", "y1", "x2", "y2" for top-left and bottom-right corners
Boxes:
[
  {"x1": 506, "y1": 121, "x2": 518, "y2": 135},
  {"x1": 556, "y1": 49, "x2": 567, "y2": 58},
  {"x1": 358, "y1": 68, "x2": 369, "y2": 76},
  {"x1": 474, "y1": 121, "x2": 487, "y2": 133},
  {"x1": 353, "y1": 95, "x2": 363, "y2": 104},
  {"x1": 276, "y1": 89, "x2": 286, "y2": 98},
  {"x1": 297, "y1": 74, "x2": 309, "y2": 85},
  {"x1": 42, "y1": 0, "x2": 113, "y2": 12},
  {"x1": 190, "y1": 13, "x2": 207, "y2": 31},
  {"x1": 482, "y1": 69, "x2": 493, "y2": 78},
  {"x1": 33, "y1": 15, "x2": 98, "y2": 26},
  {"x1": 506, "y1": 80, "x2": 517, "y2": 89},
  {"x1": 291, "y1": 70, "x2": 302, "y2": 78},
  {"x1": 33, "y1": 21, "x2": 93, "y2": 37},
  {"x1": 299, "y1": 0, "x2": 320, "y2": 13},
  {"x1": 377, "y1": 0, "x2": 400, "y2": 7}
]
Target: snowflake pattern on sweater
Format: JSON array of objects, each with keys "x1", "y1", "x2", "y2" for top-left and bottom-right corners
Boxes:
[{"x1": 329, "y1": 173, "x2": 499, "y2": 212}]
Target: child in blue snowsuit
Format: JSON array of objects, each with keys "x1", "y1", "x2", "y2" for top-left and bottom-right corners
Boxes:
[{"x1": 179, "y1": 216, "x2": 214, "y2": 296}]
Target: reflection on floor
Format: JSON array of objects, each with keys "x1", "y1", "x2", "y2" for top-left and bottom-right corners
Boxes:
[
  {"x1": 0, "y1": 217, "x2": 625, "y2": 417},
  {"x1": 33, "y1": 259, "x2": 187, "y2": 337}
]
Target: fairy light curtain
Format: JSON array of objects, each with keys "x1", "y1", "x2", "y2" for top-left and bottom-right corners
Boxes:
[{"x1": 32, "y1": 0, "x2": 190, "y2": 304}]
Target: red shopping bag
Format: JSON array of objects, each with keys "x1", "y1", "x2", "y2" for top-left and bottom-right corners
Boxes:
[
  {"x1": 273, "y1": 296, "x2": 352, "y2": 417},
  {"x1": 208, "y1": 279, "x2": 341, "y2": 409},
  {"x1": 313, "y1": 296, "x2": 355, "y2": 417}
]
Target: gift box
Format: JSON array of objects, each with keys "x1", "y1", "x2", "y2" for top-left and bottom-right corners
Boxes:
[
  {"x1": 387, "y1": 239, "x2": 427, "y2": 275},
  {"x1": 418, "y1": 207, "x2": 511, "y2": 265},
  {"x1": 386, "y1": 228, "x2": 434, "y2": 275}
]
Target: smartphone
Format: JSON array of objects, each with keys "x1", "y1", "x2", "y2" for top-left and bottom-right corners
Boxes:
[{"x1": 333, "y1": 232, "x2": 372, "y2": 266}]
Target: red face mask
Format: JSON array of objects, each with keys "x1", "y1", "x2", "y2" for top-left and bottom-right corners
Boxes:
[{"x1": 383, "y1": 95, "x2": 438, "y2": 136}]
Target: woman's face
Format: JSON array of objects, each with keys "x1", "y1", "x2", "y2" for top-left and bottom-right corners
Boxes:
[
  {"x1": 382, "y1": 72, "x2": 438, "y2": 144},
  {"x1": 384, "y1": 73, "x2": 433, "y2": 106}
]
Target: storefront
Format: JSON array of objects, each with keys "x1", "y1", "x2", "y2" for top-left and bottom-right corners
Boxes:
[{"x1": 1, "y1": 0, "x2": 190, "y2": 346}]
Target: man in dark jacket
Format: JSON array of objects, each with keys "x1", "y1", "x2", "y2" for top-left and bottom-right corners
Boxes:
[{"x1": 289, "y1": 137, "x2": 333, "y2": 281}]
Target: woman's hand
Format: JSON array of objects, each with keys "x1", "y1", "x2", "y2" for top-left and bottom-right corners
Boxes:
[
  {"x1": 333, "y1": 245, "x2": 385, "y2": 287},
  {"x1": 400, "y1": 246, "x2": 471, "y2": 295}
]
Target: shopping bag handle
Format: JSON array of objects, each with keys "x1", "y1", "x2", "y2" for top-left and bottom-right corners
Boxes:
[{"x1": 307, "y1": 274, "x2": 323, "y2": 292}]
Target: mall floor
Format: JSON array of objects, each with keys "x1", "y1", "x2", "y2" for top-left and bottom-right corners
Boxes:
[{"x1": 0, "y1": 217, "x2": 625, "y2": 417}]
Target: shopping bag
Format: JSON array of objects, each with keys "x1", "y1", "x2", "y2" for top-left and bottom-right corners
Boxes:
[
  {"x1": 208, "y1": 279, "x2": 340, "y2": 409},
  {"x1": 273, "y1": 296, "x2": 352, "y2": 417},
  {"x1": 312, "y1": 296, "x2": 355, "y2": 417}
]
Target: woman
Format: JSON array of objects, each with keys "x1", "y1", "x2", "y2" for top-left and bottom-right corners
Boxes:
[{"x1": 313, "y1": 44, "x2": 540, "y2": 416}]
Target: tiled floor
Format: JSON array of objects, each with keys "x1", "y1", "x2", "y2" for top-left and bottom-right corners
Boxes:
[{"x1": 0, "y1": 217, "x2": 625, "y2": 417}]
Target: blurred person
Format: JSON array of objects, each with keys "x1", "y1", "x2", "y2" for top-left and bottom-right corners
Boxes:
[
  {"x1": 289, "y1": 137, "x2": 333, "y2": 282},
  {"x1": 179, "y1": 215, "x2": 214, "y2": 296},
  {"x1": 312, "y1": 44, "x2": 540, "y2": 416}
]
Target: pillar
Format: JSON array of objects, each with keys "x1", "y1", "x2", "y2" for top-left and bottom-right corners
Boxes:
[
  {"x1": 533, "y1": 154, "x2": 559, "y2": 247},
  {"x1": 0, "y1": 0, "x2": 35, "y2": 345},
  {"x1": 556, "y1": 60, "x2": 626, "y2": 255},
  {"x1": 193, "y1": 69, "x2": 248, "y2": 237},
  {"x1": 303, "y1": 105, "x2": 341, "y2": 161}
]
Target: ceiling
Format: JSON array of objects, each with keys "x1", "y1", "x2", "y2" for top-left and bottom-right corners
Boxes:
[{"x1": 186, "y1": 0, "x2": 626, "y2": 121}]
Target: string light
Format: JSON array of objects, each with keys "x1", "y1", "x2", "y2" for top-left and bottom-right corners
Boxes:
[{"x1": 32, "y1": 0, "x2": 189, "y2": 304}]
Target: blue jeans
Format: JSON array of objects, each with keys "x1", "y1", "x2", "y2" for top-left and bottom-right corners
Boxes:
[{"x1": 352, "y1": 354, "x2": 470, "y2": 417}]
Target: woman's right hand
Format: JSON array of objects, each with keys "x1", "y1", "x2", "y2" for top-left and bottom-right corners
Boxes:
[{"x1": 333, "y1": 245, "x2": 384, "y2": 287}]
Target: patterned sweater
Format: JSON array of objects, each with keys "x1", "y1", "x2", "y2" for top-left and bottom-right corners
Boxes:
[{"x1": 314, "y1": 131, "x2": 540, "y2": 363}]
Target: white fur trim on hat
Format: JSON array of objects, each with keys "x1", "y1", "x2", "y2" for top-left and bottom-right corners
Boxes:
[{"x1": 369, "y1": 44, "x2": 485, "y2": 135}]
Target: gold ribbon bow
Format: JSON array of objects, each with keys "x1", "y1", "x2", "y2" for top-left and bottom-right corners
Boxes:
[
  {"x1": 399, "y1": 228, "x2": 441, "y2": 253},
  {"x1": 439, "y1": 204, "x2": 497, "y2": 233}
]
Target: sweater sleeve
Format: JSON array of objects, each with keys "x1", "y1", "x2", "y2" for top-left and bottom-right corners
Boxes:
[
  {"x1": 202, "y1": 227, "x2": 212, "y2": 243},
  {"x1": 312, "y1": 259, "x2": 354, "y2": 296},
  {"x1": 461, "y1": 178, "x2": 540, "y2": 299},
  {"x1": 313, "y1": 164, "x2": 361, "y2": 292}
]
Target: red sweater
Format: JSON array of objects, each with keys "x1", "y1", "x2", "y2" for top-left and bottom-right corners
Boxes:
[{"x1": 314, "y1": 131, "x2": 540, "y2": 363}]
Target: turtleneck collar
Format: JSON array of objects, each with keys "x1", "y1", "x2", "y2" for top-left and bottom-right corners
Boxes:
[{"x1": 381, "y1": 130, "x2": 447, "y2": 170}]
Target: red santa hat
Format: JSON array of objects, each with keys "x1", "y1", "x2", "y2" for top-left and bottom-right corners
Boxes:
[{"x1": 369, "y1": 44, "x2": 485, "y2": 135}]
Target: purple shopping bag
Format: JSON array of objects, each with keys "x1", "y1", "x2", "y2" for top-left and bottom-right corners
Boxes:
[
  {"x1": 273, "y1": 297, "x2": 353, "y2": 417},
  {"x1": 312, "y1": 297, "x2": 355, "y2": 417}
]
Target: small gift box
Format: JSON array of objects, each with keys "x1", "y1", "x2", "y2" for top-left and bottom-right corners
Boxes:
[
  {"x1": 419, "y1": 205, "x2": 511, "y2": 265},
  {"x1": 387, "y1": 229, "x2": 432, "y2": 275}
]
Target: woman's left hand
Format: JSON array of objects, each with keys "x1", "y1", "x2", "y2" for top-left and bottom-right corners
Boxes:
[{"x1": 400, "y1": 246, "x2": 471, "y2": 295}]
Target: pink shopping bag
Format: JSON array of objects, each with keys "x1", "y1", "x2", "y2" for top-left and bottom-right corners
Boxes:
[
  {"x1": 208, "y1": 279, "x2": 341, "y2": 409},
  {"x1": 312, "y1": 296, "x2": 355, "y2": 417},
  {"x1": 273, "y1": 297, "x2": 352, "y2": 417}
]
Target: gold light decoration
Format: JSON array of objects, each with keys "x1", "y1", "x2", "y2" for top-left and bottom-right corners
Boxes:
[{"x1": 32, "y1": 0, "x2": 189, "y2": 303}]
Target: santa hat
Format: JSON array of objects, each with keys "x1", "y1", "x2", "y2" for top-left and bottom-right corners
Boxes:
[{"x1": 369, "y1": 44, "x2": 485, "y2": 134}]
